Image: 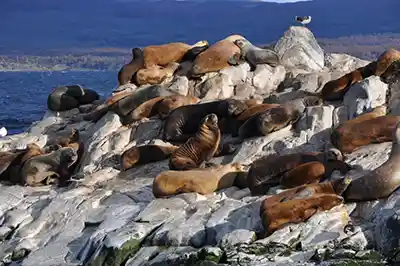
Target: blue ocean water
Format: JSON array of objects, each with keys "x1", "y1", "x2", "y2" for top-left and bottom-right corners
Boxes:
[{"x1": 1, "y1": 0, "x2": 400, "y2": 134}]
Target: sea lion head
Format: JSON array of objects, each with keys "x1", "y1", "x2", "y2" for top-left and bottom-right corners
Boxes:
[
  {"x1": 60, "y1": 147, "x2": 78, "y2": 168},
  {"x1": 325, "y1": 148, "x2": 343, "y2": 161},
  {"x1": 233, "y1": 38, "x2": 250, "y2": 49},
  {"x1": 120, "y1": 147, "x2": 140, "y2": 171},
  {"x1": 225, "y1": 99, "x2": 248, "y2": 116},
  {"x1": 332, "y1": 176, "x2": 352, "y2": 195},
  {"x1": 201, "y1": 113, "x2": 219, "y2": 129},
  {"x1": 302, "y1": 96, "x2": 323, "y2": 107},
  {"x1": 132, "y1": 48, "x2": 143, "y2": 58}
]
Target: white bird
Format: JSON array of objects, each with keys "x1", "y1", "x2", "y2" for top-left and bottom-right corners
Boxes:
[
  {"x1": 295, "y1": 16, "x2": 312, "y2": 26},
  {"x1": 0, "y1": 127, "x2": 7, "y2": 138}
]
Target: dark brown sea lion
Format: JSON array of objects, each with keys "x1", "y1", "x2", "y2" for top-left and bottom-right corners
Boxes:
[
  {"x1": 153, "y1": 162, "x2": 247, "y2": 198},
  {"x1": 117, "y1": 48, "x2": 144, "y2": 86},
  {"x1": 0, "y1": 151, "x2": 22, "y2": 180},
  {"x1": 321, "y1": 70, "x2": 364, "y2": 102},
  {"x1": 343, "y1": 121, "x2": 400, "y2": 201},
  {"x1": 21, "y1": 147, "x2": 78, "y2": 187},
  {"x1": 163, "y1": 98, "x2": 248, "y2": 142},
  {"x1": 135, "y1": 62, "x2": 180, "y2": 86},
  {"x1": 78, "y1": 85, "x2": 173, "y2": 123},
  {"x1": 280, "y1": 160, "x2": 351, "y2": 188},
  {"x1": 375, "y1": 48, "x2": 400, "y2": 76},
  {"x1": 260, "y1": 193, "x2": 345, "y2": 235},
  {"x1": 331, "y1": 109, "x2": 399, "y2": 154},
  {"x1": 143, "y1": 40, "x2": 209, "y2": 68},
  {"x1": 238, "y1": 96, "x2": 323, "y2": 139},
  {"x1": 247, "y1": 148, "x2": 344, "y2": 195},
  {"x1": 120, "y1": 144, "x2": 179, "y2": 171},
  {"x1": 169, "y1": 113, "x2": 220, "y2": 170},
  {"x1": 190, "y1": 35, "x2": 244, "y2": 77},
  {"x1": 47, "y1": 85, "x2": 100, "y2": 112}
]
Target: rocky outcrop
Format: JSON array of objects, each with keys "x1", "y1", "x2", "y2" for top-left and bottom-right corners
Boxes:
[{"x1": 0, "y1": 27, "x2": 399, "y2": 266}]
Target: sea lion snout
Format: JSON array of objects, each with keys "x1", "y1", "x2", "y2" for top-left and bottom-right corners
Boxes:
[{"x1": 203, "y1": 113, "x2": 218, "y2": 126}]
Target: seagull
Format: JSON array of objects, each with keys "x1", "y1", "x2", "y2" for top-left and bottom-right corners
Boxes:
[
  {"x1": 0, "y1": 127, "x2": 7, "y2": 138},
  {"x1": 295, "y1": 16, "x2": 312, "y2": 27}
]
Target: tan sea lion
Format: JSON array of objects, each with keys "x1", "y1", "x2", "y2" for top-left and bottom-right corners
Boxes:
[
  {"x1": 169, "y1": 113, "x2": 221, "y2": 170},
  {"x1": 120, "y1": 144, "x2": 178, "y2": 171},
  {"x1": 135, "y1": 62, "x2": 180, "y2": 86},
  {"x1": 21, "y1": 147, "x2": 78, "y2": 187},
  {"x1": 163, "y1": 99, "x2": 248, "y2": 142},
  {"x1": 47, "y1": 85, "x2": 100, "y2": 112},
  {"x1": 280, "y1": 160, "x2": 351, "y2": 188},
  {"x1": 143, "y1": 40, "x2": 209, "y2": 68},
  {"x1": 238, "y1": 96, "x2": 323, "y2": 139},
  {"x1": 77, "y1": 85, "x2": 173, "y2": 122},
  {"x1": 375, "y1": 48, "x2": 400, "y2": 76},
  {"x1": 343, "y1": 121, "x2": 400, "y2": 201},
  {"x1": 228, "y1": 38, "x2": 280, "y2": 67},
  {"x1": 117, "y1": 48, "x2": 144, "y2": 85},
  {"x1": 260, "y1": 193, "x2": 345, "y2": 235},
  {"x1": 331, "y1": 112, "x2": 400, "y2": 154},
  {"x1": 247, "y1": 148, "x2": 344, "y2": 195},
  {"x1": 190, "y1": 35, "x2": 245, "y2": 77},
  {"x1": 153, "y1": 162, "x2": 246, "y2": 197}
]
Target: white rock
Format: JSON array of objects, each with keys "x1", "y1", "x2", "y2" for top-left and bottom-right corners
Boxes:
[
  {"x1": 343, "y1": 76, "x2": 388, "y2": 119},
  {"x1": 252, "y1": 64, "x2": 286, "y2": 96},
  {"x1": 324, "y1": 53, "x2": 370, "y2": 73},
  {"x1": 275, "y1": 26, "x2": 324, "y2": 72},
  {"x1": 167, "y1": 76, "x2": 189, "y2": 96}
]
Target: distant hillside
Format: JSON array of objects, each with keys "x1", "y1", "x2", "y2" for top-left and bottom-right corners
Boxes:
[{"x1": 1, "y1": 34, "x2": 399, "y2": 71}]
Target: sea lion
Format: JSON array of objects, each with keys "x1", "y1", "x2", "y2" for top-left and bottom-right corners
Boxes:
[
  {"x1": 169, "y1": 113, "x2": 220, "y2": 170},
  {"x1": 135, "y1": 62, "x2": 180, "y2": 86},
  {"x1": 163, "y1": 99, "x2": 248, "y2": 142},
  {"x1": 21, "y1": 147, "x2": 78, "y2": 187},
  {"x1": 125, "y1": 95, "x2": 200, "y2": 123},
  {"x1": 143, "y1": 40, "x2": 209, "y2": 68},
  {"x1": 247, "y1": 148, "x2": 344, "y2": 195},
  {"x1": 229, "y1": 103, "x2": 280, "y2": 136},
  {"x1": 343, "y1": 121, "x2": 400, "y2": 201},
  {"x1": 238, "y1": 96, "x2": 323, "y2": 139},
  {"x1": 260, "y1": 193, "x2": 345, "y2": 235},
  {"x1": 47, "y1": 85, "x2": 100, "y2": 112},
  {"x1": 120, "y1": 144, "x2": 179, "y2": 171},
  {"x1": 331, "y1": 112, "x2": 400, "y2": 154},
  {"x1": 190, "y1": 35, "x2": 245, "y2": 77},
  {"x1": 228, "y1": 38, "x2": 280, "y2": 68},
  {"x1": 153, "y1": 162, "x2": 246, "y2": 197},
  {"x1": 0, "y1": 151, "x2": 22, "y2": 179},
  {"x1": 78, "y1": 85, "x2": 173, "y2": 122},
  {"x1": 117, "y1": 48, "x2": 144, "y2": 85},
  {"x1": 280, "y1": 160, "x2": 351, "y2": 188},
  {"x1": 375, "y1": 48, "x2": 400, "y2": 76},
  {"x1": 321, "y1": 70, "x2": 364, "y2": 102}
]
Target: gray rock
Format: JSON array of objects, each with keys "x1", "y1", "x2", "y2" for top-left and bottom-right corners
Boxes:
[
  {"x1": 252, "y1": 64, "x2": 286, "y2": 96},
  {"x1": 343, "y1": 76, "x2": 387, "y2": 119},
  {"x1": 324, "y1": 53, "x2": 370, "y2": 73},
  {"x1": 167, "y1": 76, "x2": 189, "y2": 96},
  {"x1": 275, "y1": 26, "x2": 324, "y2": 72}
]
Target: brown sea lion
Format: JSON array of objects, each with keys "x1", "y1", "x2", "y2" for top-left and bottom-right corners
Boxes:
[
  {"x1": 380, "y1": 60, "x2": 400, "y2": 84},
  {"x1": 153, "y1": 162, "x2": 246, "y2": 197},
  {"x1": 117, "y1": 48, "x2": 144, "y2": 86},
  {"x1": 238, "y1": 96, "x2": 323, "y2": 139},
  {"x1": 280, "y1": 160, "x2": 351, "y2": 188},
  {"x1": 126, "y1": 95, "x2": 200, "y2": 123},
  {"x1": 163, "y1": 98, "x2": 248, "y2": 142},
  {"x1": 343, "y1": 121, "x2": 400, "y2": 201},
  {"x1": 262, "y1": 176, "x2": 352, "y2": 207},
  {"x1": 120, "y1": 144, "x2": 179, "y2": 171},
  {"x1": 375, "y1": 48, "x2": 400, "y2": 76},
  {"x1": 0, "y1": 151, "x2": 22, "y2": 180},
  {"x1": 135, "y1": 62, "x2": 180, "y2": 86},
  {"x1": 77, "y1": 85, "x2": 173, "y2": 122},
  {"x1": 229, "y1": 103, "x2": 280, "y2": 136},
  {"x1": 47, "y1": 85, "x2": 100, "y2": 112},
  {"x1": 21, "y1": 147, "x2": 78, "y2": 187},
  {"x1": 169, "y1": 113, "x2": 221, "y2": 170},
  {"x1": 247, "y1": 148, "x2": 344, "y2": 195},
  {"x1": 321, "y1": 70, "x2": 364, "y2": 102},
  {"x1": 260, "y1": 193, "x2": 345, "y2": 235},
  {"x1": 190, "y1": 35, "x2": 245, "y2": 77},
  {"x1": 143, "y1": 40, "x2": 209, "y2": 68},
  {"x1": 331, "y1": 112, "x2": 400, "y2": 154}
]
